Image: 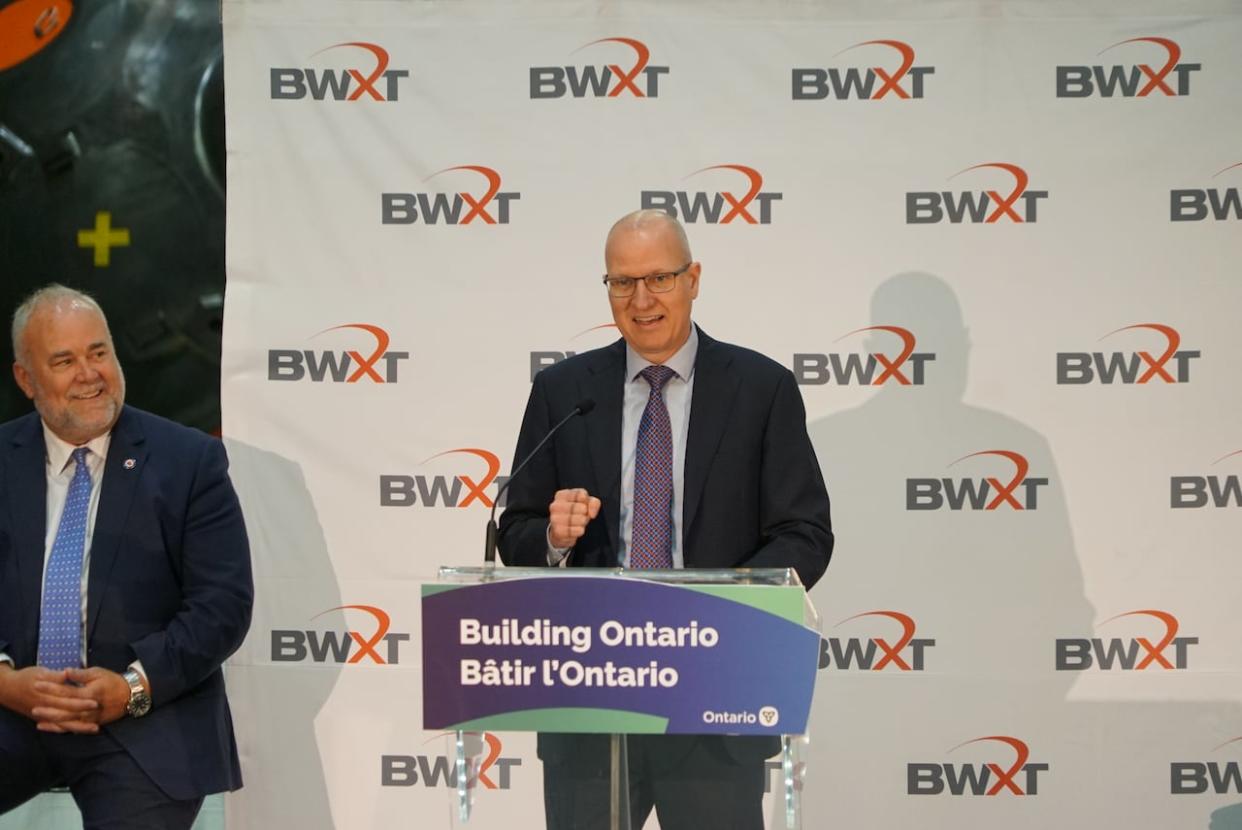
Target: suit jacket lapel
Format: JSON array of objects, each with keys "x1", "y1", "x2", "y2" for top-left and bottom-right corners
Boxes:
[
  {"x1": 87, "y1": 407, "x2": 147, "y2": 639},
  {"x1": 583, "y1": 340, "x2": 626, "y2": 560},
  {"x1": 6, "y1": 414, "x2": 49, "y2": 659},
  {"x1": 683, "y1": 330, "x2": 739, "y2": 543}
]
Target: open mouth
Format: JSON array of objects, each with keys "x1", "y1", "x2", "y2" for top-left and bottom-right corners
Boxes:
[
  {"x1": 72, "y1": 389, "x2": 104, "y2": 401},
  {"x1": 633, "y1": 314, "x2": 664, "y2": 327}
]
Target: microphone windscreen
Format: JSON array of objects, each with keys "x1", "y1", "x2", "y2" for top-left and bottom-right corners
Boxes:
[{"x1": 575, "y1": 398, "x2": 596, "y2": 416}]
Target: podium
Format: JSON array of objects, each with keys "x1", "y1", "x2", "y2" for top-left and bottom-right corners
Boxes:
[{"x1": 422, "y1": 565, "x2": 822, "y2": 829}]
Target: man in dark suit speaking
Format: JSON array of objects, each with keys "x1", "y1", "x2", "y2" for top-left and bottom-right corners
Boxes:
[
  {"x1": 499, "y1": 210, "x2": 833, "y2": 829},
  {"x1": 0, "y1": 285, "x2": 253, "y2": 828}
]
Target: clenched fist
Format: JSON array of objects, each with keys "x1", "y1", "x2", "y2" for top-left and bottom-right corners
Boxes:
[{"x1": 548, "y1": 488, "x2": 601, "y2": 549}]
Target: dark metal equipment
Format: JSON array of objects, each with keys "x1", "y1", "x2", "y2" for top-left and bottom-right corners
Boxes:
[{"x1": 1, "y1": 0, "x2": 227, "y2": 432}]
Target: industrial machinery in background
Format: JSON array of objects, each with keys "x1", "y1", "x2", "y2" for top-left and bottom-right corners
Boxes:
[{"x1": 1, "y1": 0, "x2": 227, "y2": 432}]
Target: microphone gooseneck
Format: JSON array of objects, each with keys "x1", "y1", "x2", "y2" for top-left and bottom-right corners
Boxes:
[{"x1": 484, "y1": 399, "x2": 595, "y2": 566}]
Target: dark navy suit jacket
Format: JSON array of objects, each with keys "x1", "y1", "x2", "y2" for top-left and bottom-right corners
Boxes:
[
  {"x1": 498, "y1": 329, "x2": 833, "y2": 766},
  {"x1": 0, "y1": 405, "x2": 253, "y2": 799}
]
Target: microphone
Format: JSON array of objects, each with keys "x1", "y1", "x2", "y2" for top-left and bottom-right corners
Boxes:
[{"x1": 484, "y1": 399, "x2": 595, "y2": 566}]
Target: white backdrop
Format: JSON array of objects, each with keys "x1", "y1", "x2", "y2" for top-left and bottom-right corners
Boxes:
[{"x1": 220, "y1": 1, "x2": 1242, "y2": 827}]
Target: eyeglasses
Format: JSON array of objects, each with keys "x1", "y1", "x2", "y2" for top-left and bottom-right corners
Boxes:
[{"x1": 601, "y1": 263, "x2": 692, "y2": 298}]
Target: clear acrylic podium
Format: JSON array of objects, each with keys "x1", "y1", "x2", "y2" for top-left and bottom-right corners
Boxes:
[{"x1": 425, "y1": 565, "x2": 822, "y2": 829}]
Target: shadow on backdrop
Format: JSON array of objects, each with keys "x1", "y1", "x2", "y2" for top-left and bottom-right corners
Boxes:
[
  {"x1": 805, "y1": 273, "x2": 1238, "y2": 828},
  {"x1": 222, "y1": 439, "x2": 344, "y2": 830}
]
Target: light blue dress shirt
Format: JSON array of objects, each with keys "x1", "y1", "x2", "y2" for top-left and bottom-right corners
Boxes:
[
  {"x1": 547, "y1": 325, "x2": 699, "y2": 567},
  {"x1": 617, "y1": 325, "x2": 698, "y2": 567}
]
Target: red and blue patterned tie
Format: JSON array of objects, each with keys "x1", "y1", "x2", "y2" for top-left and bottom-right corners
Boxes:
[
  {"x1": 37, "y1": 447, "x2": 92, "y2": 669},
  {"x1": 631, "y1": 365, "x2": 676, "y2": 568}
]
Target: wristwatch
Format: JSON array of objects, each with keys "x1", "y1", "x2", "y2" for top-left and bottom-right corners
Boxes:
[{"x1": 123, "y1": 668, "x2": 152, "y2": 718}]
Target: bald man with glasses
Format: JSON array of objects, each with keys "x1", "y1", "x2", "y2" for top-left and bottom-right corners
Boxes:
[{"x1": 499, "y1": 209, "x2": 833, "y2": 830}]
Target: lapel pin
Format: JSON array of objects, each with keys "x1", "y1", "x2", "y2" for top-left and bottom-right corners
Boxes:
[{"x1": 124, "y1": 458, "x2": 136, "y2": 470}]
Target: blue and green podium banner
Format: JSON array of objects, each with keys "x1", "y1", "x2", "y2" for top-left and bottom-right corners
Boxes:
[{"x1": 422, "y1": 576, "x2": 819, "y2": 735}]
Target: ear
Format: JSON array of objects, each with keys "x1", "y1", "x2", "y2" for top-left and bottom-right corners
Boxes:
[
  {"x1": 12, "y1": 362, "x2": 34, "y2": 400},
  {"x1": 686, "y1": 262, "x2": 701, "y2": 300}
]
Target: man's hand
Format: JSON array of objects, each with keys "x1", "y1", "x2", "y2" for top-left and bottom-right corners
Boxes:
[
  {"x1": 21, "y1": 667, "x2": 132, "y2": 733},
  {"x1": 548, "y1": 488, "x2": 601, "y2": 549},
  {"x1": 0, "y1": 664, "x2": 99, "y2": 732},
  {"x1": 38, "y1": 668, "x2": 132, "y2": 732}
]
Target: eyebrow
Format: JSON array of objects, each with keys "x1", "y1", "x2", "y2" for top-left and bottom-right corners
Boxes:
[{"x1": 46, "y1": 341, "x2": 109, "y2": 362}]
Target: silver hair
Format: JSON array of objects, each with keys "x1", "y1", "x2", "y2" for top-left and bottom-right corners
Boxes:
[{"x1": 11, "y1": 284, "x2": 108, "y2": 367}]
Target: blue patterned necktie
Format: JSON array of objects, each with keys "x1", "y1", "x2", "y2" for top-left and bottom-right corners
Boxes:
[
  {"x1": 631, "y1": 365, "x2": 676, "y2": 568},
  {"x1": 37, "y1": 447, "x2": 92, "y2": 670}
]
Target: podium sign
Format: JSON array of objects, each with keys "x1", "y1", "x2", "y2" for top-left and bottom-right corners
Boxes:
[{"x1": 422, "y1": 571, "x2": 819, "y2": 735}]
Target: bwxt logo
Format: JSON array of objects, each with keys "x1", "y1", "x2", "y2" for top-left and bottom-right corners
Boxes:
[
  {"x1": 1056, "y1": 324, "x2": 1199, "y2": 384},
  {"x1": 792, "y1": 40, "x2": 933, "y2": 100},
  {"x1": 267, "y1": 324, "x2": 409, "y2": 383},
  {"x1": 1172, "y1": 738, "x2": 1242, "y2": 795},
  {"x1": 270, "y1": 42, "x2": 410, "y2": 101},
  {"x1": 383, "y1": 166, "x2": 519, "y2": 225},
  {"x1": 909, "y1": 736, "x2": 1049, "y2": 796},
  {"x1": 382, "y1": 732, "x2": 522, "y2": 789},
  {"x1": 530, "y1": 37, "x2": 668, "y2": 99},
  {"x1": 271, "y1": 605, "x2": 411, "y2": 664},
  {"x1": 819, "y1": 611, "x2": 935, "y2": 671},
  {"x1": 641, "y1": 165, "x2": 782, "y2": 224},
  {"x1": 1171, "y1": 163, "x2": 1242, "y2": 222},
  {"x1": 1171, "y1": 451, "x2": 1242, "y2": 509},
  {"x1": 907, "y1": 163, "x2": 1048, "y2": 224},
  {"x1": 530, "y1": 323, "x2": 618, "y2": 381},
  {"x1": 793, "y1": 326, "x2": 935, "y2": 386},
  {"x1": 1056, "y1": 37, "x2": 1200, "y2": 98},
  {"x1": 907, "y1": 451, "x2": 1048, "y2": 511},
  {"x1": 380, "y1": 448, "x2": 509, "y2": 508},
  {"x1": 1055, "y1": 610, "x2": 1198, "y2": 671}
]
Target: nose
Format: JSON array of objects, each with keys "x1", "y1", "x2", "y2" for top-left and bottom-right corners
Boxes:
[
  {"x1": 73, "y1": 358, "x2": 100, "y2": 382},
  {"x1": 631, "y1": 279, "x2": 657, "y2": 307}
]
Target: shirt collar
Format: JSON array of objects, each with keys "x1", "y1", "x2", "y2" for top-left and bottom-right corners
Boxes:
[
  {"x1": 42, "y1": 421, "x2": 112, "y2": 475},
  {"x1": 625, "y1": 323, "x2": 699, "y2": 384}
]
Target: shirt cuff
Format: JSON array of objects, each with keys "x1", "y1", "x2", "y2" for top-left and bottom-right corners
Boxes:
[
  {"x1": 128, "y1": 660, "x2": 151, "y2": 695},
  {"x1": 0, "y1": 653, "x2": 12, "y2": 667},
  {"x1": 545, "y1": 524, "x2": 571, "y2": 566}
]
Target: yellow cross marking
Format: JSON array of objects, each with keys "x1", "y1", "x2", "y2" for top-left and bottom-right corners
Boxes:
[{"x1": 77, "y1": 211, "x2": 130, "y2": 267}]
